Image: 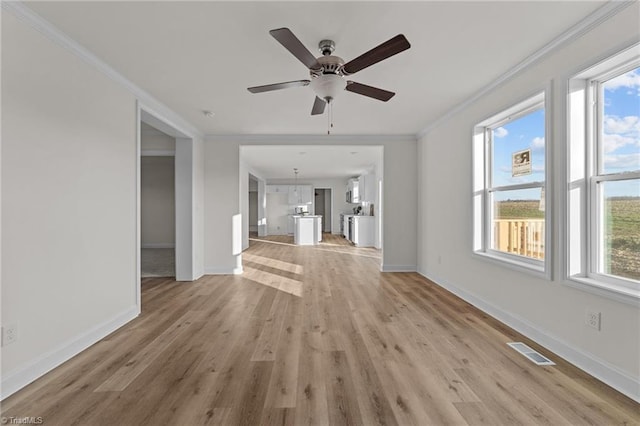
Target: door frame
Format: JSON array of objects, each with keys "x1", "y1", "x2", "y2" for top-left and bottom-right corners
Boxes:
[{"x1": 137, "y1": 103, "x2": 197, "y2": 309}]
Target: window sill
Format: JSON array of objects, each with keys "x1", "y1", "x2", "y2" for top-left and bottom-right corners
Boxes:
[
  {"x1": 567, "y1": 276, "x2": 640, "y2": 306},
  {"x1": 473, "y1": 250, "x2": 549, "y2": 280}
]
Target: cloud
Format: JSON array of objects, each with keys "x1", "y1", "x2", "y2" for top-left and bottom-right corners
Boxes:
[
  {"x1": 603, "y1": 114, "x2": 640, "y2": 154},
  {"x1": 603, "y1": 134, "x2": 638, "y2": 153},
  {"x1": 604, "y1": 115, "x2": 640, "y2": 134},
  {"x1": 530, "y1": 136, "x2": 545, "y2": 151},
  {"x1": 605, "y1": 69, "x2": 640, "y2": 92},
  {"x1": 494, "y1": 127, "x2": 508, "y2": 138},
  {"x1": 603, "y1": 153, "x2": 640, "y2": 170}
]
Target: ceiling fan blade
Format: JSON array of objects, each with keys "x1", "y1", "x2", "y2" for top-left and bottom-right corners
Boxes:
[
  {"x1": 345, "y1": 81, "x2": 395, "y2": 102},
  {"x1": 247, "y1": 80, "x2": 310, "y2": 94},
  {"x1": 269, "y1": 28, "x2": 321, "y2": 70},
  {"x1": 311, "y1": 96, "x2": 326, "y2": 115},
  {"x1": 342, "y1": 34, "x2": 411, "y2": 75}
]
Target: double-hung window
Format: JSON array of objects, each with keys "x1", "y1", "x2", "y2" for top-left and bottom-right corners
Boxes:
[
  {"x1": 473, "y1": 92, "x2": 549, "y2": 274},
  {"x1": 568, "y1": 44, "x2": 639, "y2": 301}
]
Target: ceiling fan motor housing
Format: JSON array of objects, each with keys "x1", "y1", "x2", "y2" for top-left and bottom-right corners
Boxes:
[{"x1": 309, "y1": 53, "x2": 347, "y2": 101}]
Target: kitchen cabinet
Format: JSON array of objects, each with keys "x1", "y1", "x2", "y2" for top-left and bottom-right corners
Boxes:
[
  {"x1": 288, "y1": 185, "x2": 312, "y2": 205},
  {"x1": 293, "y1": 215, "x2": 322, "y2": 245},
  {"x1": 266, "y1": 185, "x2": 289, "y2": 194},
  {"x1": 359, "y1": 173, "x2": 377, "y2": 203},
  {"x1": 347, "y1": 175, "x2": 375, "y2": 203},
  {"x1": 352, "y1": 216, "x2": 375, "y2": 247},
  {"x1": 347, "y1": 178, "x2": 360, "y2": 203}
]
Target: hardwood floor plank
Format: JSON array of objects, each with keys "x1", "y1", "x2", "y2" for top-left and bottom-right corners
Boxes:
[
  {"x1": 251, "y1": 291, "x2": 290, "y2": 361},
  {"x1": 94, "y1": 309, "x2": 200, "y2": 392},
  {"x1": 324, "y1": 351, "x2": 365, "y2": 426},
  {"x1": 259, "y1": 407, "x2": 297, "y2": 426},
  {"x1": 294, "y1": 331, "x2": 330, "y2": 426},
  {"x1": 3, "y1": 234, "x2": 638, "y2": 425},
  {"x1": 263, "y1": 297, "x2": 302, "y2": 408}
]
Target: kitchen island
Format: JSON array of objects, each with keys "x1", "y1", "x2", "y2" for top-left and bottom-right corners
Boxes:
[{"x1": 293, "y1": 215, "x2": 322, "y2": 245}]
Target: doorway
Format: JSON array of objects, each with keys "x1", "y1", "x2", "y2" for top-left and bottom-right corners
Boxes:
[
  {"x1": 137, "y1": 106, "x2": 197, "y2": 311},
  {"x1": 140, "y1": 122, "x2": 176, "y2": 277},
  {"x1": 314, "y1": 188, "x2": 332, "y2": 234},
  {"x1": 249, "y1": 175, "x2": 259, "y2": 238}
]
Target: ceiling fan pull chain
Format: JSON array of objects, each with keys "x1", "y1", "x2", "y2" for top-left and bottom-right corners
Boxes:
[{"x1": 327, "y1": 99, "x2": 331, "y2": 135}]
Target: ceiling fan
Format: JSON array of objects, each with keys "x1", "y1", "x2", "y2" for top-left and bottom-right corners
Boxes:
[{"x1": 247, "y1": 28, "x2": 411, "y2": 130}]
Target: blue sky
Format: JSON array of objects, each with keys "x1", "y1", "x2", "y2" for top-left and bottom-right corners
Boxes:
[
  {"x1": 602, "y1": 66, "x2": 640, "y2": 177},
  {"x1": 601, "y1": 66, "x2": 639, "y2": 198},
  {"x1": 491, "y1": 66, "x2": 639, "y2": 199}
]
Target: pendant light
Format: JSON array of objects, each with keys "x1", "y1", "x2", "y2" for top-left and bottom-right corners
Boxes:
[{"x1": 293, "y1": 168, "x2": 299, "y2": 203}]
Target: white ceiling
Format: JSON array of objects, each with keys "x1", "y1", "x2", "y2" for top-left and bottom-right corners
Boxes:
[
  {"x1": 27, "y1": 1, "x2": 606, "y2": 137},
  {"x1": 241, "y1": 145, "x2": 382, "y2": 180}
]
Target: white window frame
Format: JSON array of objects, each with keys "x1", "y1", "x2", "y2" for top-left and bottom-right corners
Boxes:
[
  {"x1": 567, "y1": 43, "x2": 640, "y2": 304},
  {"x1": 473, "y1": 91, "x2": 551, "y2": 277}
]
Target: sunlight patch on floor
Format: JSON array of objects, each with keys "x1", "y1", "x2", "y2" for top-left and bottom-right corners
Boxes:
[
  {"x1": 249, "y1": 238, "x2": 296, "y2": 247},
  {"x1": 243, "y1": 266, "x2": 302, "y2": 297},
  {"x1": 243, "y1": 252, "x2": 303, "y2": 274},
  {"x1": 249, "y1": 237, "x2": 380, "y2": 260}
]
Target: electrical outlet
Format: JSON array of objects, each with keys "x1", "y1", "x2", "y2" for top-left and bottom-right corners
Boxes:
[
  {"x1": 586, "y1": 310, "x2": 601, "y2": 330},
  {"x1": 438, "y1": 255, "x2": 442, "y2": 265},
  {"x1": 2, "y1": 324, "x2": 18, "y2": 346}
]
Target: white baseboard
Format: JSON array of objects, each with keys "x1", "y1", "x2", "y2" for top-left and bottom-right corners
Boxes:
[
  {"x1": 204, "y1": 266, "x2": 243, "y2": 275},
  {"x1": 1, "y1": 306, "x2": 139, "y2": 400},
  {"x1": 417, "y1": 269, "x2": 640, "y2": 403},
  {"x1": 141, "y1": 243, "x2": 175, "y2": 249},
  {"x1": 381, "y1": 264, "x2": 416, "y2": 272}
]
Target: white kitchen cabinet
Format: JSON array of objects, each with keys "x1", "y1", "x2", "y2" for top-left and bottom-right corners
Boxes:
[
  {"x1": 359, "y1": 173, "x2": 377, "y2": 203},
  {"x1": 348, "y1": 178, "x2": 361, "y2": 203},
  {"x1": 267, "y1": 185, "x2": 289, "y2": 194},
  {"x1": 352, "y1": 216, "x2": 375, "y2": 247},
  {"x1": 293, "y1": 215, "x2": 322, "y2": 245},
  {"x1": 288, "y1": 185, "x2": 312, "y2": 205}
]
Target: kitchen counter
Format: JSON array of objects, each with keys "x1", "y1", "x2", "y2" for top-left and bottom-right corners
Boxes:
[{"x1": 293, "y1": 215, "x2": 322, "y2": 245}]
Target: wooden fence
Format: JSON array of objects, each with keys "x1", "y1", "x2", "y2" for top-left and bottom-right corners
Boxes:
[{"x1": 493, "y1": 219, "x2": 545, "y2": 259}]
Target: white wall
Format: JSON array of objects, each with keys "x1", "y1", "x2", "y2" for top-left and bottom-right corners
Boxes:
[
  {"x1": 141, "y1": 125, "x2": 175, "y2": 151},
  {"x1": 141, "y1": 156, "x2": 175, "y2": 247},
  {"x1": 417, "y1": 4, "x2": 640, "y2": 400},
  {"x1": 206, "y1": 137, "x2": 417, "y2": 273},
  {"x1": 266, "y1": 193, "x2": 290, "y2": 235},
  {"x1": 2, "y1": 12, "x2": 138, "y2": 396},
  {"x1": 193, "y1": 136, "x2": 206, "y2": 279},
  {"x1": 205, "y1": 141, "x2": 242, "y2": 274}
]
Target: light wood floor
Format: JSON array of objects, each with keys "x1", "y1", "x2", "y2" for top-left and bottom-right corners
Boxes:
[{"x1": 2, "y1": 234, "x2": 638, "y2": 425}]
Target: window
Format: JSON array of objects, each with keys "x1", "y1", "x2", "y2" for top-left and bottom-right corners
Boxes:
[
  {"x1": 568, "y1": 44, "x2": 639, "y2": 301},
  {"x1": 473, "y1": 92, "x2": 549, "y2": 274}
]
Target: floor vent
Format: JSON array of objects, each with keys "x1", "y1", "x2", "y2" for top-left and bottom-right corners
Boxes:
[{"x1": 507, "y1": 342, "x2": 555, "y2": 366}]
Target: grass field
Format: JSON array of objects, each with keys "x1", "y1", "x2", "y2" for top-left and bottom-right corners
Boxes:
[
  {"x1": 604, "y1": 198, "x2": 640, "y2": 281},
  {"x1": 495, "y1": 198, "x2": 639, "y2": 281}
]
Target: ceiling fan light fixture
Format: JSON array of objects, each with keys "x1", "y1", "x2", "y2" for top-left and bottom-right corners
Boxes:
[{"x1": 309, "y1": 74, "x2": 347, "y2": 102}]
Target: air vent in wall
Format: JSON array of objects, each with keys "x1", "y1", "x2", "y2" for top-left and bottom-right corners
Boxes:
[{"x1": 507, "y1": 342, "x2": 555, "y2": 366}]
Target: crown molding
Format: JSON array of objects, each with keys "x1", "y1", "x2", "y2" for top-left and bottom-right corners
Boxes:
[
  {"x1": 206, "y1": 134, "x2": 417, "y2": 143},
  {"x1": 416, "y1": 0, "x2": 636, "y2": 139},
  {"x1": 2, "y1": 1, "x2": 203, "y2": 140}
]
